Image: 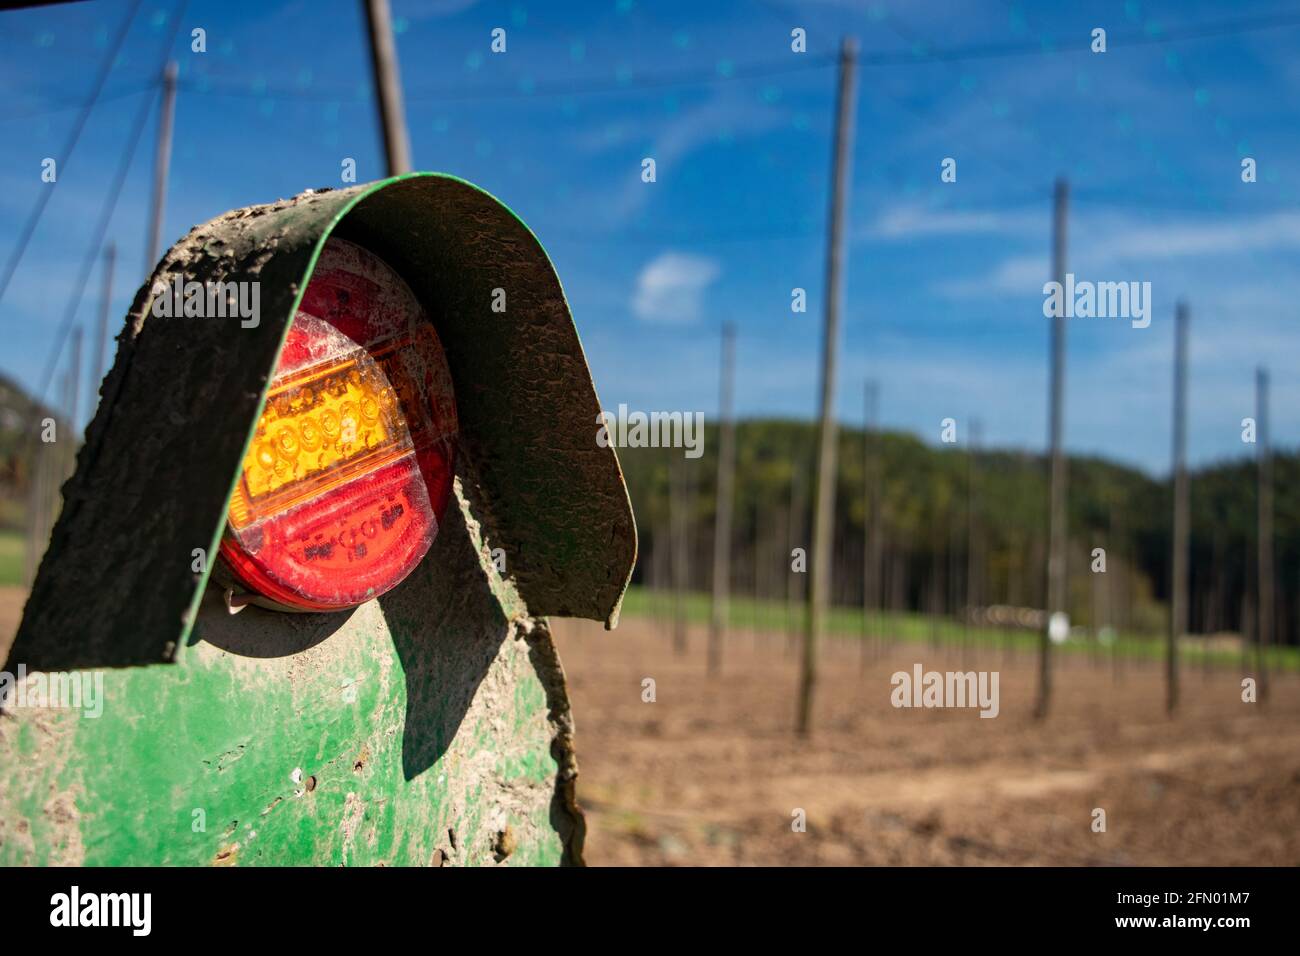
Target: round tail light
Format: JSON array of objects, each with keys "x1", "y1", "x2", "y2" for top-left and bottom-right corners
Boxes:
[{"x1": 218, "y1": 238, "x2": 457, "y2": 611}]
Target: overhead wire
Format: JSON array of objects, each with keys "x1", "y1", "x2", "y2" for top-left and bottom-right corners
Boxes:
[
  {"x1": 0, "y1": 0, "x2": 145, "y2": 309},
  {"x1": 32, "y1": 0, "x2": 190, "y2": 408}
]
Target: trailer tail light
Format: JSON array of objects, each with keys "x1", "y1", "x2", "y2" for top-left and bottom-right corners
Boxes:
[{"x1": 219, "y1": 238, "x2": 457, "y2": 611}]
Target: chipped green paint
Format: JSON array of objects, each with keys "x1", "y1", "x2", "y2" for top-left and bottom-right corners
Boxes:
[{"x1": 0, "y1": 482, "x2": 582, "y2": 866}]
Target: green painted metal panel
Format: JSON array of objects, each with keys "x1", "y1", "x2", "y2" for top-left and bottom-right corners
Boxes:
[{"x1": 2, "y1": 484, "x2": 584, "y2": 865}]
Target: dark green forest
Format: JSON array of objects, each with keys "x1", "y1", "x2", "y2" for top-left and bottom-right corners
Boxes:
[{"x1": 619, "y1": 419, "x2": 1299, "y2": 646}]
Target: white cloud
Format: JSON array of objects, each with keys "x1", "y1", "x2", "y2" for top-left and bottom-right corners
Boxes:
[
  {"x1": 631, "y1": 251, "x2": 719, "y2": 324},
  {"x1": 935, "y1": 252, "x2": 1046, "y2": 299},
  {"x1": 865, "y1": 203, "x2": 1042, "y2": 240},
  {"x1": 1101, "y1": 210, "x2": 1300, "y2": 260},
  {"x1": 928, "y1": 208, "x2": 1300, "y2": 300}
]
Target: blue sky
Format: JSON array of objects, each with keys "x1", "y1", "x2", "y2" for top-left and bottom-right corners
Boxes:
[{"x1": 1, "y1": 0, "x2": 1298, "y2": 474}]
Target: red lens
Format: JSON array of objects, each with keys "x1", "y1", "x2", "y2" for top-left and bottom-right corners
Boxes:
[{"x1": 219, "y1": 238, "x2": 457, "y2": 610}]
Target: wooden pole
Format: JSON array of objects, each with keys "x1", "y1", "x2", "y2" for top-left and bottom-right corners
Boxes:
[
  {"x1": 709, "y1": 322, "x2": 737, "y2": 676},
  {"x1": 1037, "y1": 177, "x2": 1069, "y2": 720},
  {"x1": 797, "y1": 37, "x2": 857, "y2": 737},
  {"x1": 363, "y1": 0, "x2": 412, "y2": 176},
  {"x1": 965, "y1": 418, "x2": 983, "y2": 666},
  {"x1": 67, "y1": 326, "x2": 82, "y2": 450},
  {"x1": 863, "y1": 381, "x2": 882, "y2": 668},
  {"x1": 1168, "y1": 301, "x2": 1189, "y2": 713},
  {"x1": 90, "y1": 242, "x2": 115, "y2": 422},
  {"x1": 753, "y1": 499, "x2": 763, "y2": 642},
  {"x1": 670, "y1": 453, "x2": 692, "y2": 656},
  {"x1": 1107, "y1": 499, "x2": 1120, "y2": 682},
  {"x1": 785, "y1": 465, "x2": 805, "y2": 655},
  {"x1": 1256, "y1": 366, "x2": 1273, "y2": 703},
  {"x1": 144, "y1": 61, "x2": 177, "y2": 277},
  {"x1": 1206, "y1": 528, "x2": 1225, "y2": 676}
]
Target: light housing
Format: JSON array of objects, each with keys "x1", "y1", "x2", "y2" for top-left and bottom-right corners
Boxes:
[{"x1": 218, "y1": 238, "x2": 457, "y2": 611}]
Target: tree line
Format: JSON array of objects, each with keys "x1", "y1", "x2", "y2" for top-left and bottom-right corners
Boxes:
[{"x1": 620, "y1": 418, "x2": 1298, "y2": 646}]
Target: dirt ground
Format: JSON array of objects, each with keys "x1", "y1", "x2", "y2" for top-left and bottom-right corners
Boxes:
[{"x1": 553, "y1": 616, "x2": 1300, "y2": 866}]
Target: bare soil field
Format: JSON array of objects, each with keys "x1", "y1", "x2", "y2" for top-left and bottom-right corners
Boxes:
[{"x1": 553, "y1": 616, "x2": 1300, "y2": 866}]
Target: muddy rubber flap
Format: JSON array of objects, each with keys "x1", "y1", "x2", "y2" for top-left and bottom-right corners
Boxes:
[{"x1": 9, "y1": 173, "x2": 636, "y2": 671}]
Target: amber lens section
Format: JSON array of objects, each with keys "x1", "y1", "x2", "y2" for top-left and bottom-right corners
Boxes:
[{"x1": 228, "y1": 339, "x2": 408, "y2": 531}]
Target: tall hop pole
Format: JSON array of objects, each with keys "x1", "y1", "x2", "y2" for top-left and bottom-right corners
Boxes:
[
  {"x1": 797, "y1": 37, "x2": 857, "y2": 737},
  {"x1": 1036, "y1": 177, "x2": 1069, "y2": 720}
]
